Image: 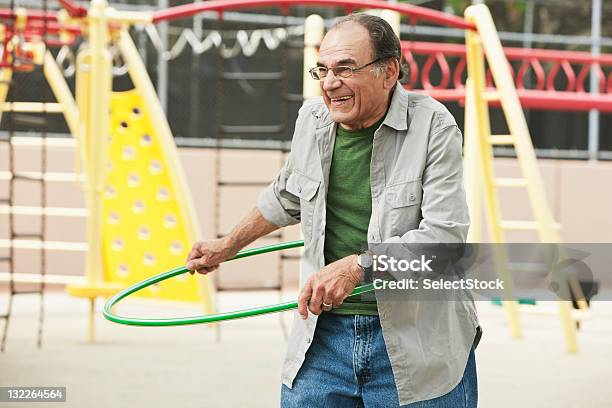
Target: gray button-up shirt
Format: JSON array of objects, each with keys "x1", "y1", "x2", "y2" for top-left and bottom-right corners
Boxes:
[{"x1": 257, "y1": 83, "x2": 481, "y2": 405}]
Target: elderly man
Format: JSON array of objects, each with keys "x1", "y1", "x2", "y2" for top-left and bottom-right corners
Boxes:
[{"x1": 186, "y1": 13, "x2": 481, "y2": 407}]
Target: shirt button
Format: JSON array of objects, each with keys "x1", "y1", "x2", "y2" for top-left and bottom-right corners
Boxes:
[
  {"x1": 306, "y1": 337, "x2": 311, "y2": 343},
  {"x1": 297, "y1": 186, "x2": 302, "y2": 193},
  {"x1": 321, "y1": 231, "x2": 324, "y2": 236},
  {"x1": 409, "y1": 193, "x2": 416, "y2": 201}
]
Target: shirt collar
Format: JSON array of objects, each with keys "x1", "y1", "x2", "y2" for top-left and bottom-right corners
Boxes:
[{"x1": 381, "y1": 82, "x2": 409, "y2": 131}]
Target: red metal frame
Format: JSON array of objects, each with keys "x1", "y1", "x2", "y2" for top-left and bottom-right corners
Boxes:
[
  {"x1": 0, "y1": 0, "x2": 85, "y2": 20},
  {"x1": 0, "y1": 7, "x2": 80, "y2": 70},
  {"x1": 0, "y1": 9, "x2": 58, "y2": 22},
  {"x1": 58, "y1": 0, "x2": 87, "y2": 18},
  {"x1": 3, "y1": 21, "x2": 82, "y2": 36},
  {"x1": 152, "y1": 0, "x2": 475, "y2": 30},
  {"x1": 402, "y1": 41, "x2": 612, "y2": 112}
]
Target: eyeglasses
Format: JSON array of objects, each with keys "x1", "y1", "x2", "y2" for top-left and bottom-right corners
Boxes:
[{"x1": 308, "y1": 58, "x2": 381, "y2": 80}]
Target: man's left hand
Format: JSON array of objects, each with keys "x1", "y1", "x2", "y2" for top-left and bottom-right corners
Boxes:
[{"x1": 298, "y1": 255, "x2": 364, "y2": 319}]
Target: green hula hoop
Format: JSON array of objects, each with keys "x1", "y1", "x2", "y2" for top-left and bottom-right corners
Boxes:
[{"x1": 103, "y1": 240, "x2": 374, "y2": 326}]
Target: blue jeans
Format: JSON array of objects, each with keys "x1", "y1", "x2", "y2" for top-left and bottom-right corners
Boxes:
[{"x1": 281, "y1": 313, "x2": 478, "y2": 408}]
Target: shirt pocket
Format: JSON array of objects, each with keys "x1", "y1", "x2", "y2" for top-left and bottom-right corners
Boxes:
[
  {"x1": 286, "y1": 171, "x2": 320, "y2": 242},
  {"x1": 384, "y1": 179, "x2": 423, "y2": 236}
]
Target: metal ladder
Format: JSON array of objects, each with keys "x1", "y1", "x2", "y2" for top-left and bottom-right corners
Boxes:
[
  {"x1": 0, "y1": 0, "x2": 54, "y2": 351},
  {"x1": 0, "y1": 66, "x2": 49, "y2": 352},
  {"x1": 463, "y1": 4, "x2": 585, "y2": 353}
]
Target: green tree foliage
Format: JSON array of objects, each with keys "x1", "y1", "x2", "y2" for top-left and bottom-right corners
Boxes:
[{"x1": 439, "y1": 0, "x2": 611, "y2": 38}]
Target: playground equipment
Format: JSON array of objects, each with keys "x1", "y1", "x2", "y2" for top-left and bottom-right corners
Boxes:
[
  {"x1": 0, "y1": 1, "x2": 60, "y2": 351},
  {"x1": 1, "y1": 0, "x2": 611, "y2": 352},
  {"x1": 0, "y1": 0, "x2": 216, "y2": 346},
  {"x1": 462, "y1": 5, "x2": 588, "y2": 353}
]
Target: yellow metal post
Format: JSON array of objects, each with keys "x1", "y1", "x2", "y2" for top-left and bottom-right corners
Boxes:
[
  {"x1": 70, "y1": 0, "x2": 113, "y2": 342},
  {"x1": 0, "y1": 24, "x2": 12, "y2": 123},
  {"x1": 0, "y1": 68, "x2": 12, "y2": 125},
  {"x1": 380, "y1": 10, "x2": 401, "y2": 37},
  {"x1": 302, "y1": 15, "x2": 324, "y2": 99},
  {"x1": 463, "y1": 78, "x2": 481, "y2": 243},
  {"x1": 74, "y1": 48, "x2": 92, "y2": 188},
  {"x1": 85, "y1": 0, "x2": 112, "y2": 286}
]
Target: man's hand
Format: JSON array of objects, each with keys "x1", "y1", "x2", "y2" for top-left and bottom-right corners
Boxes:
[
  {"x1": 298, "y1": 255, "x2": 364, "y2": 319},
  {"x1": 185, "y1": 208, "x2": 279, "y2": 275},
  {"x1": 185, "y1": 238, "x2": 238, "y2": 275}
]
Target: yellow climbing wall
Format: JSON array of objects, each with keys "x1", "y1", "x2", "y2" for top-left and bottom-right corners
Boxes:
[{"x1": 102, "y1": 89, "x2": 200, "y2": 302}]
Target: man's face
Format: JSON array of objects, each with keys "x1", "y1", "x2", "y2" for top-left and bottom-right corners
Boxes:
[{"x1": 317, "y1": 23, "x2": 391, "y2": 130}]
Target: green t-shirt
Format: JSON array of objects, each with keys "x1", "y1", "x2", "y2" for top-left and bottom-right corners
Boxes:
[{"x1": 324, "y1": 117, "x2": 384, "y2": 316}]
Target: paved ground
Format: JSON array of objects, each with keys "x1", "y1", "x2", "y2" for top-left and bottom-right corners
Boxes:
[{"x1": 0, "y1": 290, "x2": 611, "y2": 408}]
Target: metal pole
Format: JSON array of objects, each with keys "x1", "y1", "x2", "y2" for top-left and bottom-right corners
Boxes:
[
  {"x1": 189, "y1": 0, "x2": 203, "y2": 138},
  {"x1": 86, "y1": 0, "x2": 112, "y2": 284},
  {"x1": 522, "y1": 0, "x2": 535, "y2": 121},
  {"x1": 157, "y1": 0, "x2": 169, "y2": 113},
  {"x1": 522, "y1": 0, "x2": 535, "y2": 50},
  {"x1": 588, "y1": 0, "x2": 601, "y2": 161},
  {"x1": 137, "y1": 25, "x2": 148, "y2": 64}
]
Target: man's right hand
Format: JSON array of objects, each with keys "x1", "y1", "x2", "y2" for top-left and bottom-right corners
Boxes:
[
  {"x1": 185, "y1": 238, "x2": 238, "y2": 275},
  {"x1": 185, "y1": 207, "x2": 280, "y2": 275}
]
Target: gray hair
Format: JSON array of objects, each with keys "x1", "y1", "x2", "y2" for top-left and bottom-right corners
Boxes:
[{"x1": 331, "y1": 13, "x2": 405, "y2": 80}]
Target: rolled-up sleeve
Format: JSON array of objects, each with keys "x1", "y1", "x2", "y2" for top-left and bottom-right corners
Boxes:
[{"x1": 256, "y1": 158, "x2": 301, "y2": 228}]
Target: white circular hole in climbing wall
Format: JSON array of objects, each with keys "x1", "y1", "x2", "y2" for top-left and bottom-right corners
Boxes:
[
  {"x1": 149, "y1": 159, "x2": 163, "y2": 175},
  {"x1": 170, "y1": 241, "x2": 184, "y2": 256},
  {"x1": 132, "y1": 200, "x2": 146, "y2": 214},
  {"x1": 112, "y1": 238, "x2": 124, "y2": 251},
  {"x1": 117, "y1": 264, "x2": 129, "y2": 277},
  {"x1": 108, "y1": 212, "x2": 120, "y2": 225},
  {"x1": 141, "y1": 134, "x2": 153, "y2": 147},
  {"x1": 104, "y1": 186, "x2": 117, "y2": 199},
  {"x1": 127, "y1": 173, "x2": 141, "y2": 188},
  {"x1": 163, "y1": 214, "x2": 177, "y2": 229},
  {"x1": 122, "y1": 146, "x2": 136, "y2": 160},
  {"x1": 157, "y1": 187, "x2": 170, "y2": 201},
  {"x1": 138, "y1": 226, "x2": 150, "y2": 240},
  {"x1": 143, "y1": 252, "x2": 156, "y2": 266}
]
